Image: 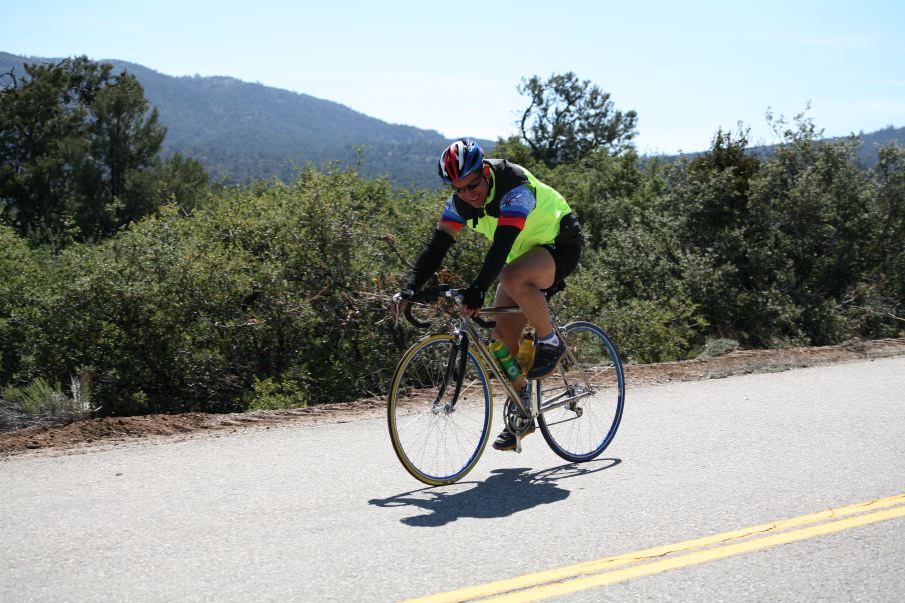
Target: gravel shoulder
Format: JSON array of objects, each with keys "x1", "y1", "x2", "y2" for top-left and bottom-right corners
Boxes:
[{"x1": 3, "y1": 338, "x2": 904, "y2": 459}]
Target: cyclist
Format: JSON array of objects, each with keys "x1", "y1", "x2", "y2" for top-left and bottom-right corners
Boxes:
[{"x1": 394, "y1": 137, "x2": 584, "y2": 451}]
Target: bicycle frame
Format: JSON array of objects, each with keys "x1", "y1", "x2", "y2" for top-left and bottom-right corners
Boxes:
[{"x1": 455, "y1": 305, "x2": 595, "y2": 420}]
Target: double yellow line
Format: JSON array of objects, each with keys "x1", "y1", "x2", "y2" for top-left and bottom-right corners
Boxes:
[{"x1": 403, "y1": 492, "x2": 905, "y2": 603}]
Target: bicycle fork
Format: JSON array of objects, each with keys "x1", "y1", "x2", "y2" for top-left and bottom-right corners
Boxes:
[{"x1": 431, "y1": 330, "x2": 469, "y2": 415}]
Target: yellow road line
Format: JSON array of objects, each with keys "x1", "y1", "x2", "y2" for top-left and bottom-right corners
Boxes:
[
  {"x1": 485, "y1": 505, "x2": 905, "y2": 602},
  {"x1": 401, "y1": 492, "x2": 905, "y2": 603}
]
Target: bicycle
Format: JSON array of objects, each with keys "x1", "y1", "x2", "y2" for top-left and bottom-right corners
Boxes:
[{"x1": 388, "y1": 285, "x2": 625, "y2": 486}]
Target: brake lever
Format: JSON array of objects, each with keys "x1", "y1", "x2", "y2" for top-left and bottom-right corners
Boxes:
[
  {"x1": 391, "y1": 299, "x2": 401, "y2": 329},
  {"x1": 445, "y1": 288, "x2": 496, "y2": 328},
  {"x1": 391, "y1": 290, "x2": 413, "y2": 329}
]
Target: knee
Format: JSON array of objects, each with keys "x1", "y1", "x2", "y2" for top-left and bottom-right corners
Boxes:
[
  {"x1": 499, "y1": 264, "x2": 528, "y2": 292},
  {"x1": 492, "y1": 316, "x2": 519, "y2": 340}
]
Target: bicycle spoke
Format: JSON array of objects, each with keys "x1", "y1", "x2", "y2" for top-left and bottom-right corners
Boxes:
[
  {"x1": 537, "y1": 322, "x2": 624, "y2": 462},
  {"x1": 388, "y1": 335, "x2": 492, "y2": 485}
]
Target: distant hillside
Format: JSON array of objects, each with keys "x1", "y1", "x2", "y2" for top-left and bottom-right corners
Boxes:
[
  {"x1": 658, "y1": 125, "x2": 905, "y2": 166},
  {"x1": 849, "y1": 125, "x2": 905, "y2": 165},
  {"x1": 1, "y1": 52, "x2": 494, "y2": 189},
  {"x1": 742, "y1": 125, "x2": 905, "y2": 166},
  {"x1": 3, "y1": 52, "x2": 899, "y2": 186}
]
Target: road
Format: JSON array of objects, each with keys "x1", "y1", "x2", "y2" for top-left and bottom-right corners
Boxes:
[{"x1": 2, "y1": 357, "x2": 904, "y2": 602}]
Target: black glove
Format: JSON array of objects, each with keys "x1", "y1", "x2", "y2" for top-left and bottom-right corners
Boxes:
[{"x1": 460, "y1": 285, "x2": 485, "y2": 310}]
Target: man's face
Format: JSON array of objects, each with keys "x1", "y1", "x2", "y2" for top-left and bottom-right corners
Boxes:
[{"x1": 451, "y1": 169, "x2": 488, "y2": 208}]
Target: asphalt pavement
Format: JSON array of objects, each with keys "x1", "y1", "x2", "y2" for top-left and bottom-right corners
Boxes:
[{"x1": 2, "y1": 357, "x2": 903, "y2": 602}]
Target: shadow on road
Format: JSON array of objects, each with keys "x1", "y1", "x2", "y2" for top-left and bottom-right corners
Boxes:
[{"x1": 369, "y1": 458, "x2": 620, "y2": 527}]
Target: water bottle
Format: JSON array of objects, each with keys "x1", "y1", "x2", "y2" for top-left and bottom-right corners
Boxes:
[
  {"x1": 489, "y1": 340, "x2": 521, "y2": 381},
  {"x1": 517, "y1": 333, "x2": 536, "y2": 377}
]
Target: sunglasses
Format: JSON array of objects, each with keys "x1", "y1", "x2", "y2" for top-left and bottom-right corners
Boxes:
[{"x1": 452, "y1": 174, "x2": 484, "y2": 195}]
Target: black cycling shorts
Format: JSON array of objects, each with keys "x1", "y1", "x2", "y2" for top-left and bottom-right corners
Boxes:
[{"x1": 540, "y1": 243, "x2": 582, "y2": 290}]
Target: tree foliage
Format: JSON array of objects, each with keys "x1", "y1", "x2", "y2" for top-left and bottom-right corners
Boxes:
[
  {"x1": 1, "y1": 87, "x2": 903, "y2": 423},
  {"x1": 516, "y1": 72, "x2": 638, "y2": 167},
  {"x1": 0, "y1": 56, "x2": 206, "y2": 246}
]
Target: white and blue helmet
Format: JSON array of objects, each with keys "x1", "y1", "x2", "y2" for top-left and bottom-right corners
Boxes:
[{"x1": 438, "y1": 138, "x2": 484, "y2": 183}]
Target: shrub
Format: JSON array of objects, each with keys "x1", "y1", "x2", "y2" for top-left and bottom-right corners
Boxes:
[
  {"x1": 2, "y1": 122, "x2": 903, "y2": 421},
  {"x1": 0, "y1": 374, "x2": 95, "y2": 432}
]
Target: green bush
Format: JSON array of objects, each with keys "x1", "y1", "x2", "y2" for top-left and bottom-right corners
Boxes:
[
  {"x1": 8, "y1": 169, "x2": 375, "y2": 414},
  {"x1": 0, "y1": 225, "x2": 42, "y2": 384},
  {"x1": 0, "y1": 374, "x2": 94, "y2": 432},
  {"x1": 2, "y1": 165, "x2": 499, "y2": 416},
  {"x1": 557, "y1": 248, "x2": 706, "y2": 364},
  {"x1": 1, "y1": 121, "x2": 903, "y2": 420}
]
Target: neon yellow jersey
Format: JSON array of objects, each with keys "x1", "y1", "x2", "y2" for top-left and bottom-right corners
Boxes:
[{"x1": 439, "y1": 159, "x2": 575, "y2": 263}]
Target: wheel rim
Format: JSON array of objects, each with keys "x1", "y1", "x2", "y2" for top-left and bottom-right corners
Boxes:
[
  {"x1": 537, "y1": 323, "x2": 624, "y2": 461},
  {"x1": 388, "y1": 336, "x2": 492, "y2": 484}
]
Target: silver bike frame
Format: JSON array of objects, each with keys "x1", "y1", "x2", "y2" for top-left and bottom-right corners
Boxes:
[{"x1": 455, "y1": 305, "x2": 594, "y2": 419}]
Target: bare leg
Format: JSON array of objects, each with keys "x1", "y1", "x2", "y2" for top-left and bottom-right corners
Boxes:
[
  {"x1": 491, "y1": 247, "x2": 557, "y2": 387},
  {"x1": 497, "y1": 247, "x2": 556, "y2": 336}
]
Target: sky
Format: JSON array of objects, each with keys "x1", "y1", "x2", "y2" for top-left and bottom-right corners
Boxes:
[{"x1": 6, "y1": 0, "x2": 905, "y2": 155}]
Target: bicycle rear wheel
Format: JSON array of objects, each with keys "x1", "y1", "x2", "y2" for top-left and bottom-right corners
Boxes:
[
  {"x1": 537, "y1": 321, "x2": 624, "y2": 462},
  {"x1": 387, "y1": 334, "x2": 493, "y2": 486}
]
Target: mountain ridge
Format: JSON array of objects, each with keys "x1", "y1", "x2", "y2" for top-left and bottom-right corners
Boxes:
[
  {"x1": 2, "y1": 52, "x2": 902, "y2": 187},
  {"x1": 1, "y1": 52, "x2": 478, "y2": 189}
]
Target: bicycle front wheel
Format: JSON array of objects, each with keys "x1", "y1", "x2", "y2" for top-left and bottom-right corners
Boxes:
[
  {"x1": 387, "y1": 334, "x2": 493, "y2": 486},
  {"x1": 537, "y1": 321, "x2": 625, "y2": 462}
]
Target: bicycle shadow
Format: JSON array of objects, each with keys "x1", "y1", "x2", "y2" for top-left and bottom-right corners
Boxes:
[{"x1": 368, "y1": 458, "x2": 621, "y2": 527}]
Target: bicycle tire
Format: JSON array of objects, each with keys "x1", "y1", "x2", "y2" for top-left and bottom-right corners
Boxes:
[
  {"x1": 536, "y1": 321, "x2": 625, "y2": 462},
  {"x1": 387, "y1": 334, "x2": 493, "y2": 486}
]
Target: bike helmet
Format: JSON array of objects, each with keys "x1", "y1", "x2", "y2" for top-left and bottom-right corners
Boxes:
[{"x1": 438, "y1": 138, "x2": 484, "y2": 184}]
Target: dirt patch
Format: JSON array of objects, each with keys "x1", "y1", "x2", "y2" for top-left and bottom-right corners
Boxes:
[
  {"x1": 3, "y1": 338, "x2": 904, "y2": 458},
  {"x1": 624, "y1": 337, "x2": 905, "y2": 383}
]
